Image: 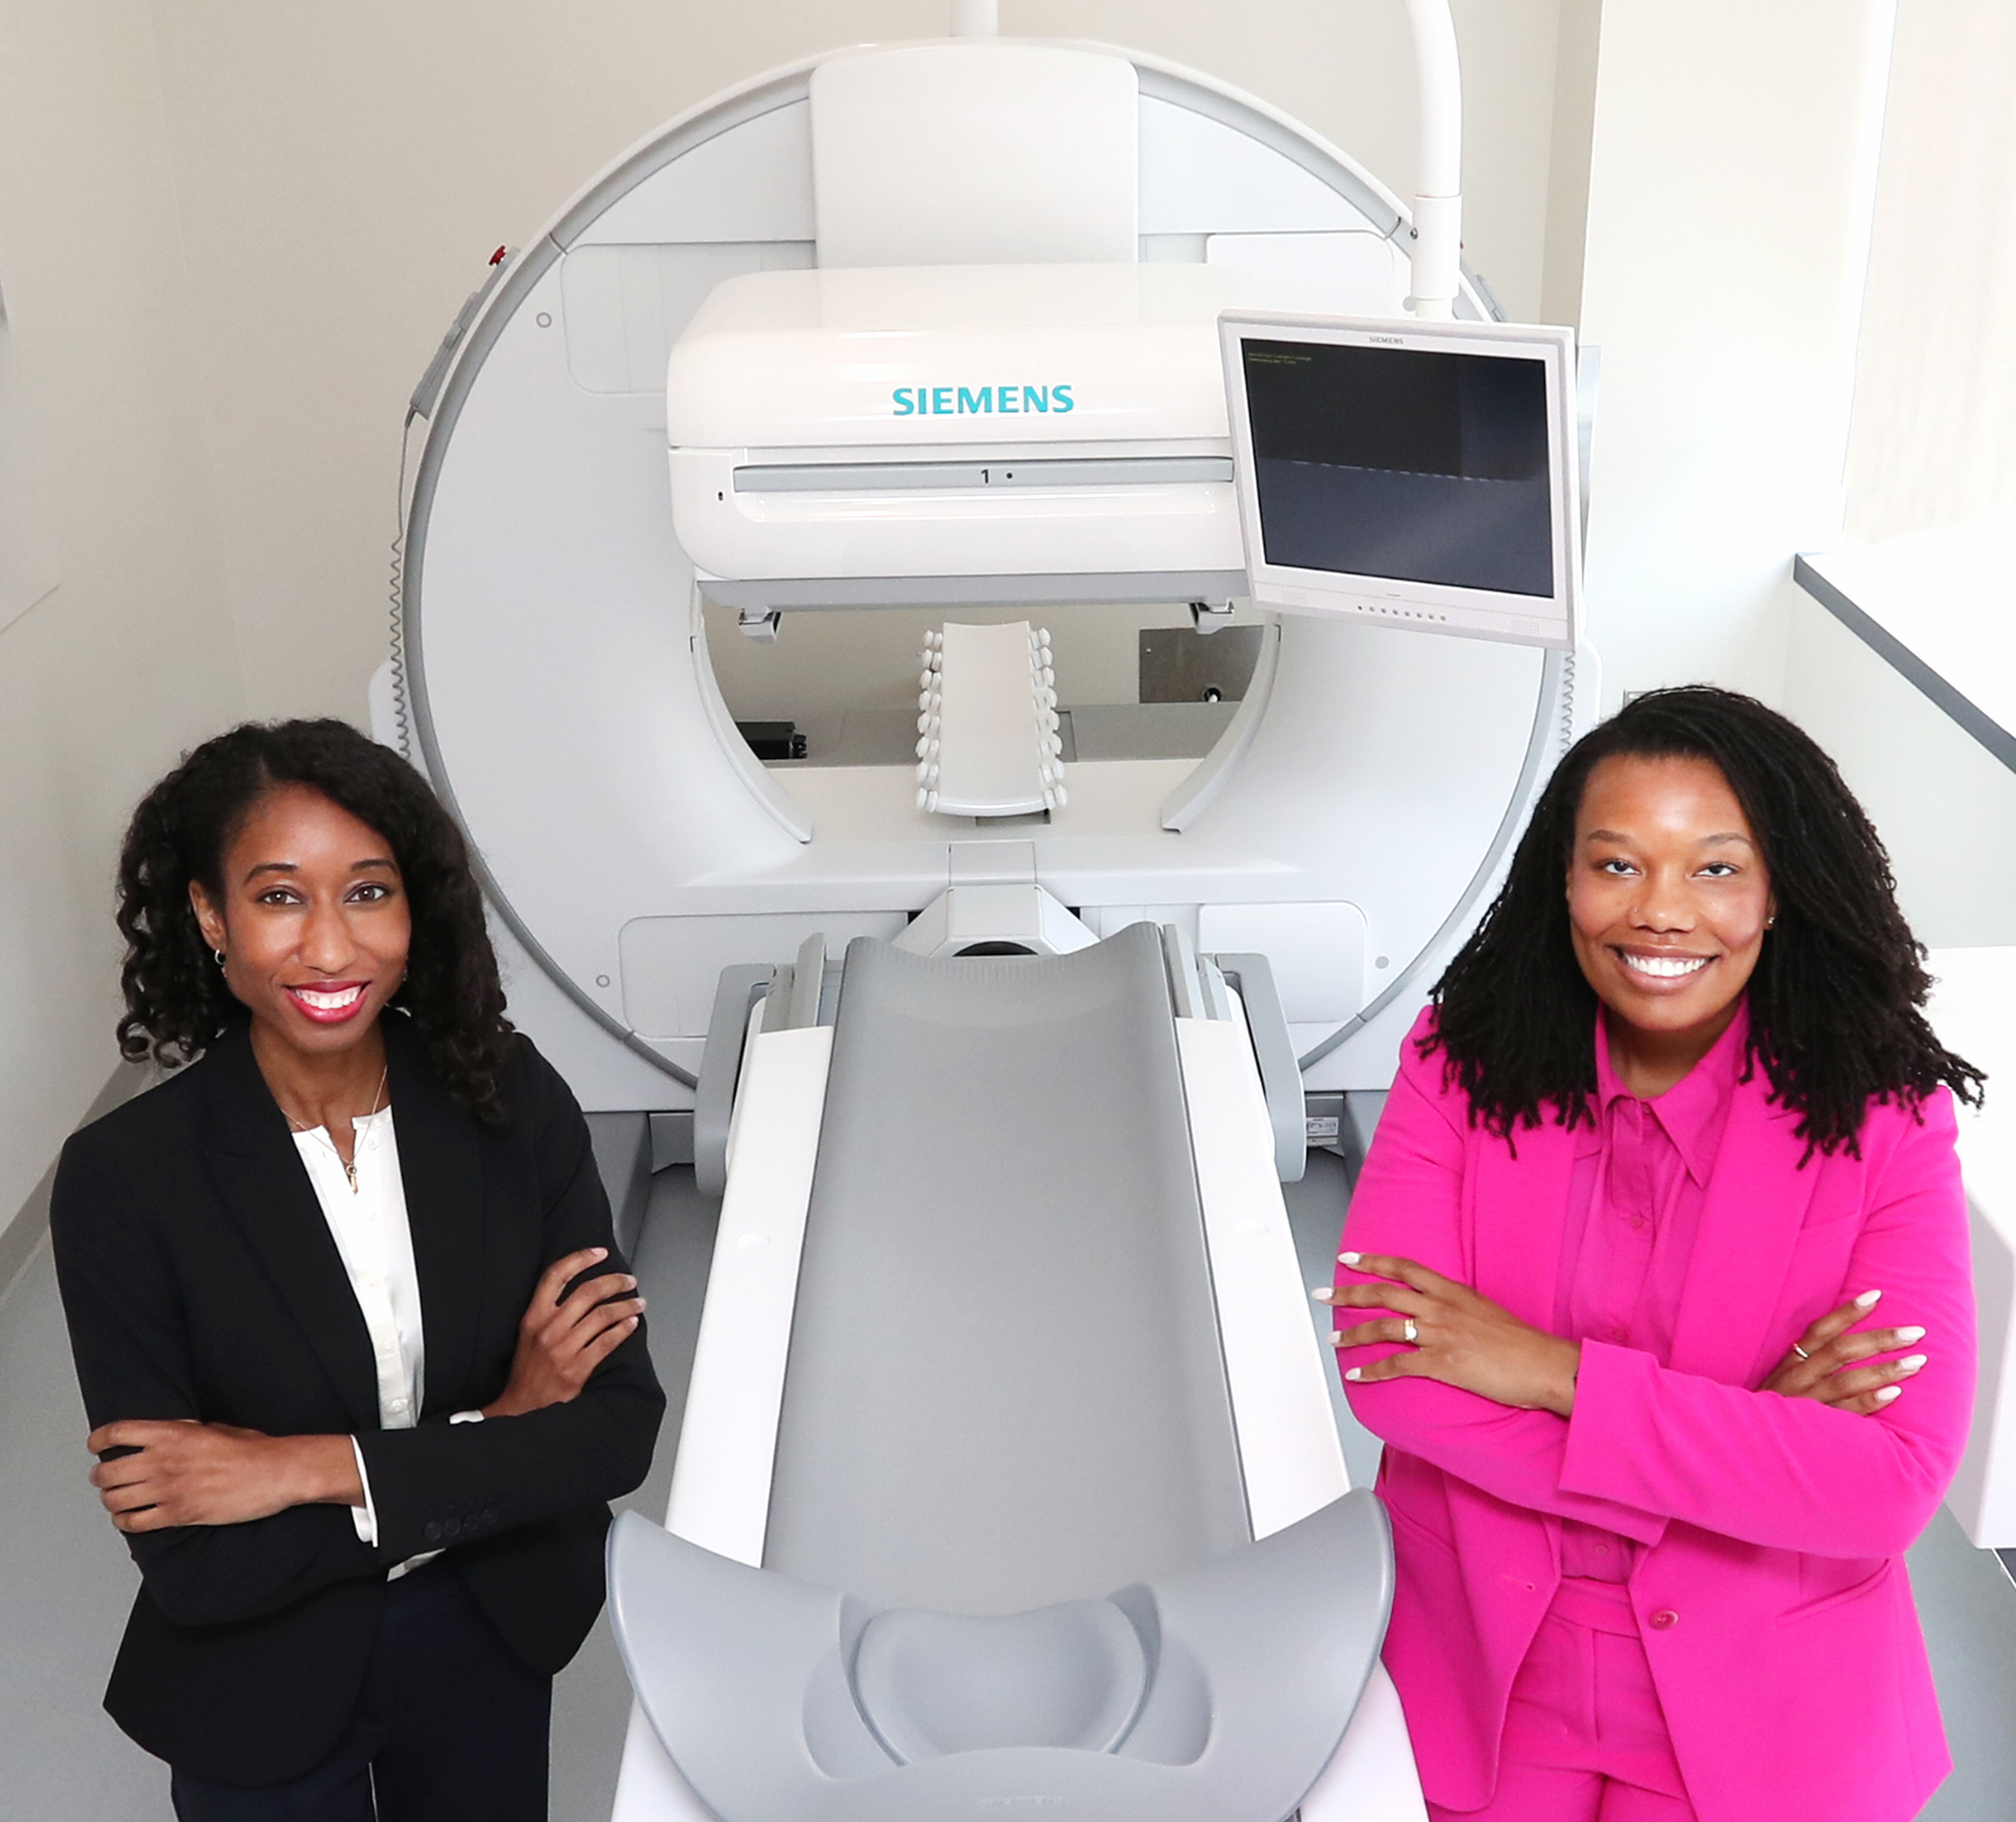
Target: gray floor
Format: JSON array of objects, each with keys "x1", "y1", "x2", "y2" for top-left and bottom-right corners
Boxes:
[{"x1": 3, "y1": 1150, "x2": 2012, "y2": 1818}]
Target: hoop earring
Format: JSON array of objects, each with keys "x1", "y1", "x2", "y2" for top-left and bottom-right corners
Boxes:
[{"x1": 213, "y1": 948, "x2": 228, "y2": 969}]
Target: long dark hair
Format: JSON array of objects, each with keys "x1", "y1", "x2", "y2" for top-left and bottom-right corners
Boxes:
[
  {"x1": 116, "y1": 719, "x2": 515, "y2": 1122},
  {"x1": 1427, "y1": 685, "x2": 1982, "y2": 1155}
]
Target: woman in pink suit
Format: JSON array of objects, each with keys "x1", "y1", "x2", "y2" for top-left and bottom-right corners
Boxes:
[{"x1": 1327, "y1": 687, "x2": 1982, "y2": 1822}]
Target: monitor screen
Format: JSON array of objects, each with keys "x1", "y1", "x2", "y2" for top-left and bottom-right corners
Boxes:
[
  {"x1": 1221, "y1": 314, "x2": 1579, "y2": 649},
  {"x1": 1242, "y1": 339, "x2": 1552, "y2": 597}
]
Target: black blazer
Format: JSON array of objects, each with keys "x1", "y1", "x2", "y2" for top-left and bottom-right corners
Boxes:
[{"x1": 50, "y1": 1014, "x2": 665, "y2": 1785}]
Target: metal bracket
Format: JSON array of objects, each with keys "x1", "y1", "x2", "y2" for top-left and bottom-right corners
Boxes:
[
  {"x1": 694, "y1": 965, "x2": 775, "y2": 1197},
  {"x1": 409, "y1": 249, "x2": 517, "y2": 422},
  {"x1": 1212, "y1": 953, "x2": 1309, "y2": 1184}
]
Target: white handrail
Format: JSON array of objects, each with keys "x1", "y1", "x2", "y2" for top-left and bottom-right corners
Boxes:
[{"x1": 1402, "y1": 0, "x2": 1464, "y2": 320}]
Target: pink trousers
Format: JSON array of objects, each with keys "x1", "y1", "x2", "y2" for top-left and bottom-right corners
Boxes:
[{"x1": 1427, "y1": 1577, "x2": 1697, "y2": 1822}]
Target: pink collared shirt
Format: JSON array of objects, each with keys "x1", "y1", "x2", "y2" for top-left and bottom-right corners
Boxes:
[{"x1": 1555, "y1": 1006, "x2": 1747, "y2": 1580}]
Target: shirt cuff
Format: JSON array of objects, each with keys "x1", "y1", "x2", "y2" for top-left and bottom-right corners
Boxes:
[{"x1": 348, "y1": 1436, "x2": 380, "y2": 1547}]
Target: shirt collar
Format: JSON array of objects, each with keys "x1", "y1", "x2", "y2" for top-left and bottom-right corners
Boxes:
[{"x1": 1594, "y1": 1000, "x2": 1749, "y2": 1186}]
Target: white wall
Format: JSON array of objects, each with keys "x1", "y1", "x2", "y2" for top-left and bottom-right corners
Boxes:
[
  {"x1": 0, "y1": 0, "x2": 243, "y2": 1244},
  {"x1": 141, "y1": 0, "x2": 1579, "y2": 732},
  {"x1": 1782, "y1": 596, "x2": 2016, "y2": 951},
  {"x1": 1844, "y1": 0, "x2": 2016, "y2": 543},
  {"x1": 4, "y1": 0, "x2": 1952, "y2": 1213},
  {"x1": 1554, "y1": 2, "x2": 2016, "y2": 953},
  {"x1": 0, "y1": 0, "x2": 1593, "y2": 1231},
  {"x1": 135, "y1": 0, "x2": 1906, "y2": 732},
  {"x1": 1013, "y1": 0, "x2": 1571, "y2": 319},
  {"x1": 1566, "y1": 0, "x2": 1896, "y2": 708}
]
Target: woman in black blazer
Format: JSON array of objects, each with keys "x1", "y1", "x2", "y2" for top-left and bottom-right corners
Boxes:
[{"x1": 51, "y1": 718, "x2": 665, "y2": 1821}]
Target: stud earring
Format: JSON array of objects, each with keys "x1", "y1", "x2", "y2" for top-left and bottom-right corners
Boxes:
[{"x1": 1765, "y1": 916, "x2": 1777, "y2": 929}]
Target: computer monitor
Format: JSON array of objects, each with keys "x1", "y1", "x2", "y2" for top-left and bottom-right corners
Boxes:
[{"x1": 1220, "y1": 312, "x2": 1581, "y2": 650}]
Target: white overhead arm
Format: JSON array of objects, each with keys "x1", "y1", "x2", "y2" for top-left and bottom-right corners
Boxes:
[
  {"x1": 1402, "y1": 0, "x2": 1463, "y2": 320},
  {"x1": 952, "y1": 0, "x2": 999, "y2": 36}
]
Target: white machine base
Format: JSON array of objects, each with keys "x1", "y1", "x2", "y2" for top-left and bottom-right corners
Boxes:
[{"x1": 608, "y1": 940, "x2": 1424, "y2": 1818}]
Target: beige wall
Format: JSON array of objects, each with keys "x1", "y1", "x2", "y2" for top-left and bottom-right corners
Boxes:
[
  {"x1": 0, "y1": 0, "x2": 243, "y2": 1235},
  {"x1": 142, "y1": 0, "x2": 1579, "y2": 732}
]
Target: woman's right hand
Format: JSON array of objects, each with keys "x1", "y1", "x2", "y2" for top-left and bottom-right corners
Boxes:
[
  {"x1": 484, "y1": 1248, "x2": 645, "y2": 1418},
  {"x1": 1762, "y1": 1291, "x2": 1927, "y2": 1415}
]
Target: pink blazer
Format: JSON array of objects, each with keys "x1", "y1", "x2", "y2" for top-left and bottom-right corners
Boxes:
[{"x1": 1339, "y1": 1008, "x2": 1974, "y2": 1822}]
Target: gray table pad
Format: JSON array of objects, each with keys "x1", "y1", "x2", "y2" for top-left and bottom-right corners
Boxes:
[{"x1": 762, "y1": 922, "x2": 1251, "y2": 1613}]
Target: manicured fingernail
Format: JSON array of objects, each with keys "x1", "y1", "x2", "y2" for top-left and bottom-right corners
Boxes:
[
  {"x1": 635, "y1": 1297, "x2": 647, "y2": 1310},
  {"x1": 1855, "y1": 1289, "x2": 1882, "y2": 1307},
  {"x1": 1898, "y1": 1355, "x2": 1927, "y2": 1374},
  {"x1": 1310, "y1": 1287, "x2": 1334, "y2": 1303},
  {"x1": 1343, "y1": 1366, "x2": 1363, "y2": 1381},
  {"x1": 1339, "y1": 1251, "x2": 1362, "y2": 1266},
  {"x1": 1875, "y1": 1385, "x2": 1902, "y2": 1403},
  {"x1": 1896, "y1": 1327, "x2": 1926, "y2": 1344}
]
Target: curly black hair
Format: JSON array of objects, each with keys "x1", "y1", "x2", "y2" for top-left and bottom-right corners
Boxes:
[
  {"x1": 1426, "y1": 685, "x2": 1982, "y2": 1156},
  {"x1": 116, "y1": 718, "x2": 515, "y2": 1122}
]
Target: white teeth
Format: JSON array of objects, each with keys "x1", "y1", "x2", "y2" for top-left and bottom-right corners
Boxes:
[
  {"x1": 1622, "y1": 953, "x2": 1710, "y2": 980},
  {"x1": 294, "y1": 985, "x2": 364, "y2": 1010}
]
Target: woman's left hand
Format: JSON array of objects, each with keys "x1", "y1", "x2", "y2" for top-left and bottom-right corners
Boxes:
[
  {"x1": 86, "y1": 1420, "x2": 363, "y2": 1532},
  {"x1": 1320, "y1": 1252, "x2": 1582, "y2": 1417}
]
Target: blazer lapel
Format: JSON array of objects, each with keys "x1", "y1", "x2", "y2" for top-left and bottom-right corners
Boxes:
[
  {"x1": 1471, "y1": 1114, "x2": 1578, "y2": 1330},
  {"x1": 383, "y1": 1017, "x2": 487, "y2": 1416},
  {"x1": 201, "y1": 1027, "x2": 382, "y2": 1430},
  {"x1": 1667, "y1": 1076, "x2": 1820, "y2": 1386}
]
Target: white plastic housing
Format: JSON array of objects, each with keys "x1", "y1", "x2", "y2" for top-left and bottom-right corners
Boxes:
[
  {"x1": 665, "y1": 263, "x2": 1251, "y2": 585},
  {"x1": 913, "y1": 621, "x2": 1064, "y2": 818},
  {"x1": 892, "y1": 883, "x2": 1098, "y2": 957},
  {"x1": 403, "y1": 40, "x2": 1548, "y2": 1132},
  {"x1": 810, "y1": 41, "x2": 1138, "y2": 268},
  {"x1": 1400, "y1": 0, "x2": 1463, "y2": 320}
]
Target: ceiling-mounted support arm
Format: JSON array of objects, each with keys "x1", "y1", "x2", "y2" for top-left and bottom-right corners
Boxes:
[
  {"x1": 952, "y1": 0, "x2": 998, "y2": 37},
  {"x1": 1402, "y1": 0, "x2": 1463, "y2": 320}
]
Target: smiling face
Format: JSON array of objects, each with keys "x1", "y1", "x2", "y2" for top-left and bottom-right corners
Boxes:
[
  {"x1": 189, "y1": 783, "x2": 411, "y2": 1064},
  {"x1": 1566, "y1": 752, "x2": 1774, "y2": 1082}
]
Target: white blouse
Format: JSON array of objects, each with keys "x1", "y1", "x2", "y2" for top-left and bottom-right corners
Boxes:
[{"x1": 292, "y1": 1105, "x2": 471, "y2": 1577}]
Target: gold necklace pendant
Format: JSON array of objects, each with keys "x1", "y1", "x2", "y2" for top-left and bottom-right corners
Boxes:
[{"x1": 280, "y1": 1060, "x2": 388, "y2": 1197}]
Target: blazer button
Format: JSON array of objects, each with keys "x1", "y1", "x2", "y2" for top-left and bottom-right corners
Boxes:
[
  {"x1": 443, "y1": 1517, "x2": 462, "y2": 1539},
  {"x1": 423, "y1": 1522, "x2": 442, "y2": 1544},
  {"x1": 1649, "y1": 1608, "x2": 1679, "y2": 1630},
  {"x1": 481, "y1": 1508, "x2": 499, "y2": 1527}
]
